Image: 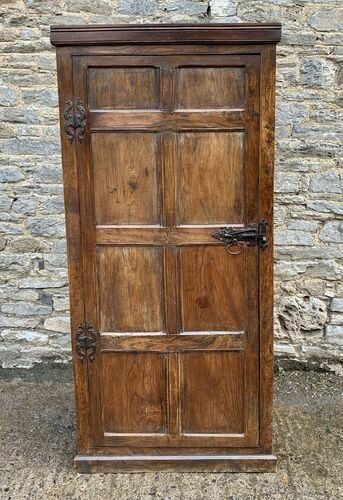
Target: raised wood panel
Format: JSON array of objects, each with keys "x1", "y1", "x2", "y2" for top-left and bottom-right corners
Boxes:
[
  {"x1": 181, "y1": 351, "x2": 245, "y2": 434},
  {"x1": 88, "y1": 67, "x2": 159, "y2": 109},
  {"x1": 91, "y1": 133, "x2": 160, "y2": 225},
  {"x1": 102, "y1": 352, "x2": 166, "y2": 433},
  {"x1": 177, "y1": 131, "x2": 245, "y2": 225},
  {"x1": 177, "y1": 67, "x2": 245, "y2": 109},
  {"x1": 180, "y1": 246, "x2": 245, "y2": 332},
  {"x1": 97, "y1": 246, "x2": 164, "y2": 332}
]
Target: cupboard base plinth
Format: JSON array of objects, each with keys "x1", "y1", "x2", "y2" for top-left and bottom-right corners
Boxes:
[{"x1": 74, "y1": 453, "x2": 277, "y2": 473}]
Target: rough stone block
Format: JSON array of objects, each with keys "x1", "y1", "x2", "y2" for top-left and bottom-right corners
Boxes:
[
  {"x1": 48, "y1": 334, "x2": 72, "y2": 351},
  {"x1": 25, "y1": 0, "x2": 64, "y2": 14},
  {"x1": 310, "y1": 172, "x2": 342, "y2": 194},
  {"x1": 319, "y1": 221, "x2": 343, "y2": 244},
  {"x1": 309, "y1": 8, "x2": 343, "y2": 32},
  {"x1": 206, "y1": 0, "x2": 236, "y2": 16},
  {"x1": 277, "y1": 102, "x2": 308, "y2": 124},
  {"x1": 7, "y1": 237, "x2": 49, "y2": 253},
  {"x1": 38, "y1": 196, "x2": 64, "y2": 215},
  {"x1": 0, "y1": 254, "x2": 31, "y2": 275},
  {"x1": 53, "y1": 296, "x2": 70, "y2": 312},
  {"x1": 275, "y1": 230, "x2": 314, "y2": 246},
  {"x1": 44, "y1": 316, "x2": 70, "y2": 333},
  {"x1": 0, "y1": 196, "x2": 13, "y2": 211},
  {"x1": 27, "y1": 217, "x2": 65, "y2": 237},
  {"x1": 274, "y1": 344, "x2": 297, "y2": 356},
  {"x1": 163, "y1": 0, "x2": 208, "y2": 15},
  {"x1": 275, "y1": 261, "x2": 307, "y2": 281},
  {"x1": 0, "y1": 87, "x2": 17, "y2": 106},
  {"x1": 0, "y1": 223, "x2": 23, "y2": 235},
  {"x1": 38, "y1": 291, "x2": 53, "y2": 305},
  {"x1": 1, "y1": 301, "x2": 52, "y2": 316},
  {"x1": 18, "y1": 277, "x2": 68, "y2": 289},
  {"x1": 331, "y1": 298, "x2": 343, "y2": 313},
  {"x1": 31, "y1": 165, "x2": 62, "y2": 184},
  {"x1": 12, "y1": 197, "x2": 36, "y2": 215},
  {"x1": 20, "y1": 28, "x2": 39, "y2": 40},
  {"x1": 0, "y1": 167, "x2": 24, "y2": 183},
  {"x1": 276, "y1": 296, "x2": 328, "y2": 339},
  {"x1": 308, "y1": 201, "x2": 343, "y2": 216},
  {"x1": 65, "y1": 0, "x2": 112, "y2": 15},
  {"x1": 330, "y1": 314, "x2": 343, "y2": 326},
  {"x1": 22, "y1": 89, "x2": 58, "y2": 107},
  {"x1": 326, "y1": 325, "x2": 343, "y2": 345},
  {"x1": 0, "y1": 108, "x2": 39, "y2": 124},
  {"x1": 118, "y1": 0, "x2": 158, "y2": 15},
  {"x1": 288, "y1": 220, "x2": 318, "y2": 232},
  {"x1": 0, "y1": 315, "x2": 40, "y2": 329},
  {"x1": 300, "y1": 59, "x2": 336, "y2": 88},
  {"x1": 0, "y1": 329, "x2": 49, "y2": 346},
  {"x1": 282, "y1": 31, "x2": 317, "y2": 46},
  {"x1": 0, "y1": 138, "x2": 60, "y2": 155},
  {"x1": 275, "y1": 173, "x2": 301, "y2": 193}
]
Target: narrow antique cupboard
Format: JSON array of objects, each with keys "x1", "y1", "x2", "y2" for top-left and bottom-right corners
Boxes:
[{"x1": 51, "y1": 23, "x2": 281, "y2": 473}]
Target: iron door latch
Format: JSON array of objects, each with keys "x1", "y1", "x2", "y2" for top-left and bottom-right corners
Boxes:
[
  {"x1": 76, "y1": 323, "x2": 96, "y2": 362},
  {"x1": 212, "y1": 219, "x2": 268, "y2": 255}
]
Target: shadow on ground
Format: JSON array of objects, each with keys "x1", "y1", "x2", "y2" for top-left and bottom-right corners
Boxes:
[{"x1": 0, "y1": 368, "x2": 342, "y2": 499}]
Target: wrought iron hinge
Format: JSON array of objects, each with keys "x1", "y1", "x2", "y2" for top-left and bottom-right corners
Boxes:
[
  {"x1": 212, "y1": 219, "x2": 268, "y2": 255},
  {"x1": 76, "y1": 323, "x2": 97, "y2": 362},
  {"x1": 64, "y1": 98, "x2": 86, "y2": 144}
]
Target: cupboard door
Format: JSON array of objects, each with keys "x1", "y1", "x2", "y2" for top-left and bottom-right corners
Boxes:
[{"x1": 74, "y1": 54, "x2": 260, "y2": 448}]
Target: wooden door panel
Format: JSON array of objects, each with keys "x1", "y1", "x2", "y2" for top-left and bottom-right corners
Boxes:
[
  {"x1": 98, "y1": 246, "x2": 164, "y2": 333},
  {"x1": 88, "y1": 66, "x2": 159, "y2": 110},
  {"x1": 102, "y1": 352, "x2": 167, "y2": 434},
  {"x1": 179, "y1": 246, "x2": 245, "y2": 332},
  {"x1": 176, "y1": 66, "x2": 245, "y2": 110},
  {"x1": 92, "y1": 132, "x2": 161, "y2": 225},
  {"x1": 177, "y1": 131, "x2": 245, "y2": 225},
  {"x1": 181, "y1": 351, "x2": 245, "y2": 434}
]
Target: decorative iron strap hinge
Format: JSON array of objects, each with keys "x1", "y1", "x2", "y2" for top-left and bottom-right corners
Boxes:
[
  {"x1": 212, "y1": 219, "x2": 268, "y2": 255},
  {"x1": 76, "y1": 323, "x2": 97, "y2": 362},
  {"x1": 64, "y1": 98, "x2": 86, "y2": 144}
]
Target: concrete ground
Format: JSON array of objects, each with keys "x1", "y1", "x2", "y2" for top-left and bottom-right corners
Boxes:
[{"x1": 0, "y1": 368, "x2": 342, "y2": 500}]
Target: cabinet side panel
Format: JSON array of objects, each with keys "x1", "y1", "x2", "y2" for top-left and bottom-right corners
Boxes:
[
  {"x1": 55, "y1": 47, "x2": 90, "y2": 452},
  {"x1": 259, "y1": 44, "x2": 276, "y2": 452}
]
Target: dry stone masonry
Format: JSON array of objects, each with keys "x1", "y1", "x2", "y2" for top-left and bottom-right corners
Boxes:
[{"x1": 0, "y1": 1, "x2": 342, "y2": 371}]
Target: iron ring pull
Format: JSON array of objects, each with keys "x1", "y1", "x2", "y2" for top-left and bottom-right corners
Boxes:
[{"x1": 226, "y1": 240, "x2": 244, "y2": 255}]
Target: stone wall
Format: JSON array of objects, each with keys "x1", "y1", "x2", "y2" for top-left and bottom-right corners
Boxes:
[{"x1": 0, "y1": 1, "x2": 342, "y2": 370}]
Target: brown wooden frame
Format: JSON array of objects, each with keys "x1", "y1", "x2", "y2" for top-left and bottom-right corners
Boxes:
[{"x1": 52, "y1": 23, "x2": 281, "y2": 473}]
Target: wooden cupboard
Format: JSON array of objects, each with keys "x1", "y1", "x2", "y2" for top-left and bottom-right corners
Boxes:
[{"x1": 50, "y1": 23, "x2": 281, "y2": 473}]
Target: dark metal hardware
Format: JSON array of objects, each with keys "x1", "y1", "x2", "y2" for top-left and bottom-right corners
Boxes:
[
  {"x1": 76, "y1": 323, "x2": 96, "y2": 362},
  {"x1": 212, "y1": 219, "x2": 268, "y2": 254},
  {"x1": 64, "y1": 98, "x2": 86, "y2": 144}
]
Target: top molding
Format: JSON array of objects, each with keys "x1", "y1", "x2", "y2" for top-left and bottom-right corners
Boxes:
[{"x1": 50, "y1": 23, "x2": 282, "y2": 46}]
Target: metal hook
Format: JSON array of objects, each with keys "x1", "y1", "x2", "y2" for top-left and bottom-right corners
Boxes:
[{"x1": 226, "y1": 240, "x2": 244, "y2": 255}]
